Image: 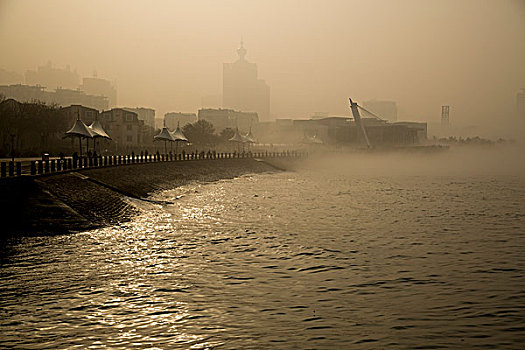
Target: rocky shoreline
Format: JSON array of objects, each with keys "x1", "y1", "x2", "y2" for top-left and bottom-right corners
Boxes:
[{"x1": 0, "y1": 158, "x2": 282, "y2": 238}]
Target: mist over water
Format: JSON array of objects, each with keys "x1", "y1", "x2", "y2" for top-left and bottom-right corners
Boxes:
[
  {"x1": 302, "y1": 145, "x2": 525, "y2": 178},
  {"x1": 1, "y1": 147, "x2": 524, "y2": 348}
]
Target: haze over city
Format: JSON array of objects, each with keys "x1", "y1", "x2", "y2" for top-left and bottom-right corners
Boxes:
[
  {"x1": 1, "y1": 0, "x2": 524, "y2": 137},
  {"x1": 2, "y1": 1, "x2": 525, "y2": 349}
]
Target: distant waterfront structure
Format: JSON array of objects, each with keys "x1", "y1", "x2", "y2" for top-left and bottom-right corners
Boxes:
[
  {"x1": 198, "y1": 108, "x2": 258, "y2": 132},
  {"x1": 223, "y1": 41, "x2": 270, "y2": 120},
  {"x1": 0, "y1": 84, "x2": 108, "y2": 111},
  {"x1": 517, "y1": 89, "x2": 525, "y2": 118},
  {"x1": 123, "y1": 107, "x2": 155, "y2": 129},
  {"x1": 164, "y1": 112, "x2": 197, "y2": 130},
  {"x1": 81, "y1": 75, "x2": 117, "y2": 107},
  {"x1": 362, "y1": 100, "x2": 397, "y2": 122},
  {"x1": 25, "y1": 61, "x2": 79, "y2": 90},
  {"x1": 258, "y1": 115, "x2": 425, "y2": 146},
  {"x1": 441, "y1": 105, "x2": 450, "y2": 129}
]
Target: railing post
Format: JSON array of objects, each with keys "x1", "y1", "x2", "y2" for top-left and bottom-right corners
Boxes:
[
  {"x1": 57, "y1": 160, "x2": 62, "y2": 171},
  {"x1": 30, "y1": 161, "x2": 36, "y2": 175},
  {"x1": 50, "y1": 159, "x2": 56, "y2": 172},
  {"x1": 1, "y1": 162, "x2": 6, "y2": 177},
  {"x1": 16, "y1": 162, "x2": 21, "y2": 176}
]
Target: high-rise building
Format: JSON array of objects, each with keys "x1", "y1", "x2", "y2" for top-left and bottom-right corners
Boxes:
[
  {"x1": 223, "y1": 42, "x2": 270, "y2": 120},
  {"x1": 81, "y1": 75, "x2": 117, "y2": 107},
  {"x1": 441, "y1": 105, "x2": 450, "y2": 128},
  {"x1": 517, "y1": 89, "x2": 525, "y2": 118},
  {"x1": 362, "y1": 100, "x2": 397, "y2": 122}
]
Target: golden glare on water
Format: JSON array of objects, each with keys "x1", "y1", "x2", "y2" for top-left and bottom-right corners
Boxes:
[{"x1": 1, "y1": 152, "x2": 524, "y2": 348}]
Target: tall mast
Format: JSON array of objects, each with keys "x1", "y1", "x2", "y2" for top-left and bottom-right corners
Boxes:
[{"x1": 349, "y1": 98, "x2": 371, "y2": 148}]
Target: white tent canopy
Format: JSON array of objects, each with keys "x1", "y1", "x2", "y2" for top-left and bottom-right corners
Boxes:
[
  {"x1": 154, "y1": 127, "x2": 175, "y2": 142},
  {"x1": 170, "y1": 123, "x2": 188, "y2": 142},
  {"x1": 229, "y1": 128, "x2": 244, "y2": 143},
  {"x1": 65, "y1": 118, "x2": 93, "y2": 157},
  {"x1": 65, "y1": 119, "x2": 94, "y2": 139},
  {"x1": 88, "y1": 120, "x2": 111, "y2": 139},
  {"x1": 243, "y1": 128, "x2": 256, "y2": 144}
]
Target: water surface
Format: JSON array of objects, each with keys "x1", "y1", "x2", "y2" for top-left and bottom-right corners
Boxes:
[{"x1": 1, "y1": 152, "x2": 524, "y2": 349}]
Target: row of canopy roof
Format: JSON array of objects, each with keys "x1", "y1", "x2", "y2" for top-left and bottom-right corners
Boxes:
[
  {"x1": 66, "y1": 117, "x2": 257, "y2": 145},
  {"x1": 155, "y1": 123, "x2": 257, "y2": 144},
  {"x1": 65, "y1": 118, "x2": 111, "y2": 140},
  {"x1": 154, "y1": 123, "x2": 189, "y2": 143},
  {"x1": 229, "y1": 128, "x2": 256, "y2": 144}
]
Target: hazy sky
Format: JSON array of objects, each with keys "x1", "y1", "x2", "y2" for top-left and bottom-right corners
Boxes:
[{"x1": 1, "y1": 0, "x2": 524, "y2": 133}]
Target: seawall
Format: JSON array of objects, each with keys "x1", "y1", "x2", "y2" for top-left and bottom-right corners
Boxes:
[{"x1": 0, "y1": 158, "x2": 283, "y2": 237}]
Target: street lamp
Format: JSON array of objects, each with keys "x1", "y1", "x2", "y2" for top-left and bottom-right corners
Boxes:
[{"x1": 9, "y1": 133, "x2": 15, "y2": 162}]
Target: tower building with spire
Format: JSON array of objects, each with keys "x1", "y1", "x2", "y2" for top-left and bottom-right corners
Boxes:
[{"x1": 223, "y1": 41, "x2": 270, "y2": 120}]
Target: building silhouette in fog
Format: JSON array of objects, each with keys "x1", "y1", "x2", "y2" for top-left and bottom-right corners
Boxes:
[
  {"x1": 517, "y1": 89, "x2": 525, "y2": 118},
  {"x1": 198, "y1": 108, "x2": 258, "y2": 132},
  {"x1": 81, "y1": 74, "x2": 117, "y2": 107},
  {"x1": 223, "y1": 41, "x2": 270, "y2": 120},
  {"x1": 25, "y1": 61, "x2": 79, "y2": 90},
  {"x1": 0, "y1": 84, "x2": 108, "y2": 111}
]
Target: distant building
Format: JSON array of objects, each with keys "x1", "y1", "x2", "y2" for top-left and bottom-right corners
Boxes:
[
  {"x1": 51, "y1": 88, "x2": 108, "y2": 111},
  {"x1": 0, "y1": 84, "x2": 108, "y2": 111},
  {"x1": 517, "y1": 89, "x2": 525, "y2": 118},
  {"x1": 198, "y1": 108, "x2": 258, "y2": 133},
  {"x1": 441, "y1": 105, "x2": 450, "y2": 131},
  {"x1": 362, "y1": 100, "x2": 397, "y2": 122},
  {"x1": 0, "y1": 68, "x2": 23, "y2": 85},
  {"x1": 25, "y1": 61, "x2": 79, "y2": 90},
  {"x1": 123, "y1": 107, "x2": 155, "y2": 128},
  {"x1": 81, "y1": 75, "x2": 117, "y2": 107},
  {"x1": 0, "y1": 84, "x2": 49, "y2": 102},
  {"x1": 99, "y1": 108, "x2": 144, "y2": 151},
  {"x1": 60, "y1": 105, "x2": 100, "y2": 128},
  {"x1": 164, "y1": 112, "x2": 197, "y2": 130},
  {"x1": 264, "y1": 116, "x2": 420, "y2": 146},
  {"x1": 223, "y1": 42, "x2": 270, "y2": 120},
  {"x1": 394, "y1": 122, "x2": 428, "y2": 142}
]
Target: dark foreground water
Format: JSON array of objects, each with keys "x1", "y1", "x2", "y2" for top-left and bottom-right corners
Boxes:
[{"x1": 1, "y1": 151, "x2": 524, "y2": 349}]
